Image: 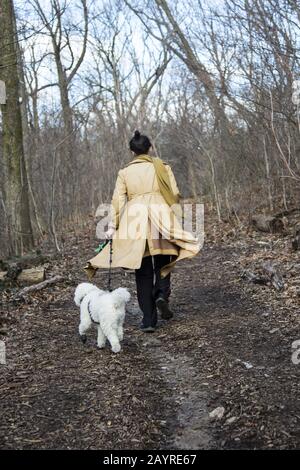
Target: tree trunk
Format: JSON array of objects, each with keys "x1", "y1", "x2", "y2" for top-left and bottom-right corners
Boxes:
[
  {"x1": 54, "y1": 49, "x2": 76, "y2": 219},
  {"x1": 0, "y1": 0, "x2": 34, "y2": 255},
  {"x1": 0, "y1": 266, "x2": 45, "y2": 284}
]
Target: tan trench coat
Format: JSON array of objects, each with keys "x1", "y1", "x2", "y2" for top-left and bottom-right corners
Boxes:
[{"x1": 85, "y1": 157, "x2": 200, "y2": 279}]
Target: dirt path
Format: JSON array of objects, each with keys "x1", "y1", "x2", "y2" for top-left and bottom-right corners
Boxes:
[{"x1": 0, "y1": 231, "x2": 299, "y2": 449}]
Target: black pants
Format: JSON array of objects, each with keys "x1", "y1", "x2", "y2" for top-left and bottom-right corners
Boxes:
[{"x1": 135, "y1": 255, "x2": 171, "y2": 328}]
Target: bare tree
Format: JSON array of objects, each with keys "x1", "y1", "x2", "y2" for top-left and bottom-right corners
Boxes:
[
  {"x1": 30, "y1": 0, "x2": 88, "y2": 161},
  {"x1": 0, "y1": 0, "x2": 34, "y2": 254}
]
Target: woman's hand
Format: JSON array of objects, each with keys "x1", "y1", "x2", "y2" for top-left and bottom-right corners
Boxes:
[{"x1": 104, "y1": 227, "x2": 115, "y2": 239}]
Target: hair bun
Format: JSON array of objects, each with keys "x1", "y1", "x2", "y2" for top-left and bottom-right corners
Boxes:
[{"x1": 134, "y1": 130, "x2": 141, "y2": 139}]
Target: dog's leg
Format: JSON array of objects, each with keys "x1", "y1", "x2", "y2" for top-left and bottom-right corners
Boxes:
[
  {"x1": 97, "y1": 325, "x2": 106, "y2": 349},
  {"x1": 106, "y1": 330, "x2": 121, "y2": 353},
  {"x1": 117, "y1": 324, "x2": 124, "y2": 341},
  {"x1": 79, "y1": 322, "x2": 89, "y2": 343},
  {"x1": 79, "y1": 302, "x2": 92, "y2": 343}
]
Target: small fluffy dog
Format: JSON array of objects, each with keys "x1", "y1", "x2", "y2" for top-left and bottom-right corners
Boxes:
[{"x1": 74, "y1": 282, "x2": 131, "y2": 353}]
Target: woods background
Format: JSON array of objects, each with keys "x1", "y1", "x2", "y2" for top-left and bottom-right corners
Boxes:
[{"x1": 1, "y1": 0, "x2": 300, "y2": 258}]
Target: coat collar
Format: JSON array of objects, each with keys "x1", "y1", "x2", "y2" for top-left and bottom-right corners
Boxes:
[{"x1": 127, "y1": 154, "x2": 153, "y2": 166}]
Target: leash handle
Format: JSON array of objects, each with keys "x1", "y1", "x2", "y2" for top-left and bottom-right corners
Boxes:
[
  {"x1": 95, "y1": 239, "x2": 109, "y2": 253},
  {"x1": 108, "y1": 238, "x2": 113, "y2": 291}
]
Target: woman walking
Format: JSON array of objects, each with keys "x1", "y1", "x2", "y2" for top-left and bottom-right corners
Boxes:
[{"x1": 85, "y1": 131, "x2": 200, "y2": 332}]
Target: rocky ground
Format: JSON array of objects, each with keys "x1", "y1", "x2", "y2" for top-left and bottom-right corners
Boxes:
[{"x1": 0, "y1": 214, "x2": 299, "y2": 449}]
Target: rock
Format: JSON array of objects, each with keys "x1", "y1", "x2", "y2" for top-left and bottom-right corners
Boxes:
[
  {"x1": 236, "y1": 359, "x2": 254, "y2": 369},
  {"x1": 242, "y1": 361, "x2": 253, "y2": 369},
  {"x1": 209, "y1": 406, "x2": 225, "y2": 420},
  {"x1": 252, "y1": 214, "x2": 284, "y2": 233},
  {"x1": 226, "y1": 416, "x2": 237, "y2": 425}
]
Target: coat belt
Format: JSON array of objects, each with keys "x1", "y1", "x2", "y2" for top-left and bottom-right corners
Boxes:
[{"x1": 128, "y1": 191, "x2": 161, "y2": 201}]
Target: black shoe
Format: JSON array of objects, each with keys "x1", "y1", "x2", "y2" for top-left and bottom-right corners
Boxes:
[
  {"x1": 155, "y1": 297, "x2": 173, "y2": 320},
  {"x1": 140, "y1": 324, "x2": 156, "y2": 333}
]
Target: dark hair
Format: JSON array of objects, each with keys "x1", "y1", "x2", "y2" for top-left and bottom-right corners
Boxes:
[{"x1": 129, "y1": 130, "x2": 151, "y2": 155}]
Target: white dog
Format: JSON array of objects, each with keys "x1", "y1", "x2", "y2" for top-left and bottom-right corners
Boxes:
[{"x1": 74, "y1": 283, "x2": 131, "y2": 353}]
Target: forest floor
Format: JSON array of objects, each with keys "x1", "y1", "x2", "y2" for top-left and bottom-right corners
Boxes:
[{"x1": 0, "y1": 212, "x2": 300, "y2": 450}]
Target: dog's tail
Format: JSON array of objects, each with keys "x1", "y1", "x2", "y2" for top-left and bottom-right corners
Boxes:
[
  {"x1": 111, "y1": 287, "x2": 131, "y2": 308},
  {"x1": 74, "y1": 283, "x2": 98, "y2": 307}
]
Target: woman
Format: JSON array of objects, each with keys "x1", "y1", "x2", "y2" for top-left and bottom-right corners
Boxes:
[{"x1": 85, "y1": 131, "x2": 200, "y2": 332}]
